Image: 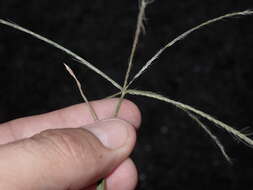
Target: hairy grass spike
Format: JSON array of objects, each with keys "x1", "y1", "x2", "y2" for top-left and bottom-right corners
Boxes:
[
  {"x1": 127, "y1": 89, "x2": 253, "y2": 147},
  {"x1": 114, "y1": 0, "x2": 148, "y2": 116},
  {"x1": 185, "y1": 110, "x2": 232, "y2": 163},
  {"x1": 127, "y1": 10, "x2": 253, "y2": 88},
  {"x1": 0, "y1": 19, "x2": 122, "y2": 90}
]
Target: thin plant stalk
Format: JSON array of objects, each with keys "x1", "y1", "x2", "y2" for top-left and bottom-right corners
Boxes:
[
  {"x1": 63, "y1": 63, "x2": 104, "y2": 189},
  {"x1": 106, "y1": 92, "x2": 122, "y2": 99},
  {"x1": 64, "y1": 63, "x2": 98, "y2": 121},
  {"x1": 64, "y1": 63, "x2": 104, "y2": 189}
]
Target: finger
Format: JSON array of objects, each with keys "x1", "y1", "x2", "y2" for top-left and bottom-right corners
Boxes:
[
  {"x1": 85, "y1": 158, "x2": 137, "y2": 190},
  {"x1": 0, "y1": 98, "x2": 141, "y2": 144},
  {"x1": 106, "y1": 158, "x2": 138, "y2": 190},
  {"x1": 0, "y1": 119, "x2": 136, "y2": 190}
]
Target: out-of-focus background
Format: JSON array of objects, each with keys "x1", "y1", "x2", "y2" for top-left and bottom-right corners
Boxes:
[{"x1": 1, "y1": 0, "x2": 253, "y2": 189}]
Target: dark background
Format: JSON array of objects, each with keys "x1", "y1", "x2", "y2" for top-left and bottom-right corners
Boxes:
[{"x1": 1, "y1": 0, "x2": 253, "y2": 189}]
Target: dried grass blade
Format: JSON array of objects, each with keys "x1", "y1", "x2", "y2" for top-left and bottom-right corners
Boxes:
[
  {"x1": 0, "y1": 19, "x2": 121, "y2": 90},
  {"x1": 128, "y1": 10, "x2": 253, "y2": 87}
]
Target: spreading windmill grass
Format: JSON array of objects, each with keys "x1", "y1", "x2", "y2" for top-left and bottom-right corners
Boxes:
[{"x1": 1, "y1": 0, "x2": 253, "y2": 189}]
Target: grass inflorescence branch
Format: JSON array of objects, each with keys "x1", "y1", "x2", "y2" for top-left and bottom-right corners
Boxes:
[
  {"x1": 127, "y1": 10, "x2": 253, "y2": 88},
  {"x1": 114, "y1": 0, "x2": 149, "y2": 117},
  {"x1": 0, "y1": 19, "x2": 122, "y2": 90}
]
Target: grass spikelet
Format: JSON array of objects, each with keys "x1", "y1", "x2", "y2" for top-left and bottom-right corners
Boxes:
[{"x1": 127, "y1": 10, "x2": 253, "y2": 87}]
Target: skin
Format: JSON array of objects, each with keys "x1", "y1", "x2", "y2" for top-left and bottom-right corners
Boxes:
[{"x1": 0, "y1": 98, "x2": 141, "y2": 190}]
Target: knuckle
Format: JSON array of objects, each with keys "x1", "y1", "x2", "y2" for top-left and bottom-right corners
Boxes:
[{"x1": 31, "y1": 129, "x2": 105, "y2": 166}]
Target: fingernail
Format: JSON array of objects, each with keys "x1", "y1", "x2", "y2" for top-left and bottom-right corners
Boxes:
[{"x1": 87, "y1": 119, "x2": 130, "y2": 149}]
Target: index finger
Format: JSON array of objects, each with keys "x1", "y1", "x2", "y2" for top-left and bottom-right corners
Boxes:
[{"x1": 0, "y1": 98, "x2": 141, "y2": 144}]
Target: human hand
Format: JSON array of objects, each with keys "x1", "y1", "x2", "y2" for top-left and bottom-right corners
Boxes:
[{"x1": 0, "y1": 98, "x2": 141, "y2": 190}]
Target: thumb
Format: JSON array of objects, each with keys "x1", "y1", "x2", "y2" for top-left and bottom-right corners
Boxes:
[{"x1": 0, "y1": 119, "x2": 136, "y2": 190}]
